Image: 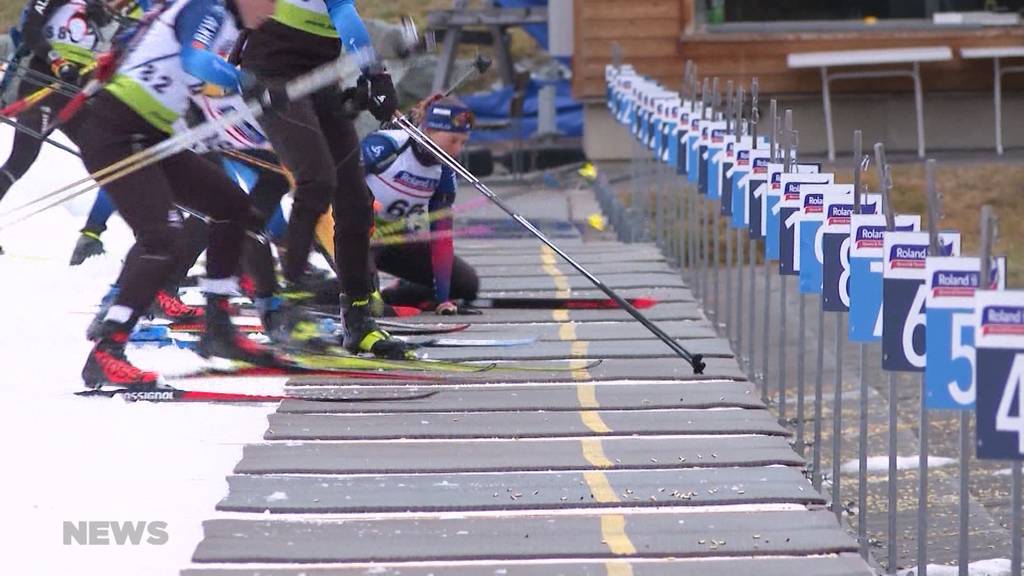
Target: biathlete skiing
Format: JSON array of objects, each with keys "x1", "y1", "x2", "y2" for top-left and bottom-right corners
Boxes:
[
  {"x1": 75, "y1": 0, "x2": 288, "y2": 388},
  {"x1": 239, "y1": 0, "x2": 414, "y2": 359}
]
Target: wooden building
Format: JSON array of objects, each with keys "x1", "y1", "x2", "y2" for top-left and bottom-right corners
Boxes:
[{"x1": 572, "y1": 0, "x2": 1024, "y2": 157}]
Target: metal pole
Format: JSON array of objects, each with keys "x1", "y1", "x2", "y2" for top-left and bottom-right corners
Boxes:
[
  {"x1": 796, "y1": 291, "x2": 806, "y2": 455},
  {"x1": 834, "y1": 312, "x2": 845, "y2": 519},
  {"x1": 734, "y1": 85, "x2": 745, "y2": 352},
  {"x1": 748, "y1": 80, "x2": 759, "y2": 384},
  {"x1": 762, "y1": 98, "x2": 777, "y2": 404},
  {"x1": 814, "y1": 299, "x2": 825, "y2": 490},
  {"x1": 778, "y1": 109, "x2": 793, "y2": 426},
  {"x1": 888, "y1": 371, "x2": 899, "y2": 575},
  {"x1": 700, "y1": 78, "x2": 710, "y2": 304},
  {"x1": 711, "y1": 78, "x2": 721, "y2": 327},
  {"x1": 858, "y1": 343, "x2": 870, "y2": 559},
  {"x1": 724, "y1": 81, "x2": 734, "y2": 338},
  {"x1": 1013, "y1": 464, "x2": 1022, "y2": 575}
]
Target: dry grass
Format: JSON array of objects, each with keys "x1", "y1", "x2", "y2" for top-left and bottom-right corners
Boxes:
[
  {"x1": 0, "y1": 2, "x2": 20, "y2": 31},
  {"x1": 830, "y1": 162, "x2": 1024, "y2": 289}
]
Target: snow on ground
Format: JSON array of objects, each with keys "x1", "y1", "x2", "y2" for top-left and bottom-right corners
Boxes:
[
  {"x1": 0, "y1": 128, "x2": 280, "y2": 575},
  {"x1": 841, "y1": 455, "x2": 958, "y2": 474},
  {"x1": 899, "y1": 558, "x2": 1011, "y2": 576}
]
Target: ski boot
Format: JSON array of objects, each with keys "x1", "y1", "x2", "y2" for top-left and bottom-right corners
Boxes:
[
  {"x1": 256, "y1": 295, "x2": 329, "y2": 351},
  {"x1": 69, "y1": 229, "x2": 105, "y2": 266},
  {"x1": 153, "y1": 288, "x2": 204, "y2": 323},
  {"x1": 199, "y1": 294, "x2": 289, "y2": 367},
  {"x1": 341, "y1": 295, "x2": 415, "y2": 360},
  {"x1": 82, "y1": 321, "x2": 161, "y2": 389}
]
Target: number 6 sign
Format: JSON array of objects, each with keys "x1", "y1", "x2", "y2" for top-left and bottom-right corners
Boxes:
[
  {"x1": 976, "y1": 290, "x2": 1024, "y2": 460},
  {"x1": 881, "y1": 231, "x2": 961, "y2": 372}
]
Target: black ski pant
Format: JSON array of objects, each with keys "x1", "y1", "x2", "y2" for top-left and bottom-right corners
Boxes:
[
  {"x1": 254, "y1": 82, "x2": 374, "y2": 300},
  {"x1": 173, "y1": 149, "x2": 290, "y2": 299},
  {"x1": 374, "y1": 242, "x2": 479, "y2": 304},
  {"x1": 77, "y1": 93, "x2": 259, "y2": 315},
  {"x1": 0, "y1": 57, "x2": 70, "y2": 201}
]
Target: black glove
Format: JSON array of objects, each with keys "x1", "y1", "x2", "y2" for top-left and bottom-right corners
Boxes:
[
  {"x1": 240, "y1": 73, "x2": 289, "y2": 112},
  {"x1": 358, "y1": 65, "x2": 398, "y2": 123},
  {"x1": 84, "y1": 0, "x2": 111, "y2": 27},
  {"x1": 48, "y1": 52, "x2": 79, "y2": 84},
  {"x1": 336, "y1": 85, "x2": 368, "y2": 120}
]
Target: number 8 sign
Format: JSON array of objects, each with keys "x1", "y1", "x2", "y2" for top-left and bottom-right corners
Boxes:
[{"x1": 976, "y1": 290, "x2": 1024, "y2": 460}]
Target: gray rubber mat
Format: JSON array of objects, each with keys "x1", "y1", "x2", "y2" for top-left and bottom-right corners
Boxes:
[
  {"x1": 475, "y1": 287, "x2": 693, "y2": 302},
  {"x1": 183, "y1": 554, "x2": 873, "y2": 576},
  {"x1": 217, "y1": 466, "x2": 819, "y2": 513},
  {"x1": 234, "y1": 435, "x2": 803, "y2": 475},
  {"x1": 416, "y1": 339, "x2": 734, "y2": 361},
  {"x1": 475, "y1": 261, "x2": 676, "y2": 277},
  {"x1": 263, "y1": 408, "x2": 786, "y2": 440},
  {"x1": 480, "y1": 273, "x2": 685, "y2": 291},
  {"x1": 191, "y1": 510, "x2": 857, "y2": 563},
  {"x1": 289, "y1": 357, "x2": 745, "y2": 384},
  {"x1": 278, "y1": 382, "x2": 762, "y2": 413},
  {"x1": 391, "y1": 303, "x2": 703, "y2": 323},
  {"x1": 462, "y1": 252, "x2": 667, "y2": 266},
  {"x1": 449, "y1": 320, "x2": 717, "y2": 342}
]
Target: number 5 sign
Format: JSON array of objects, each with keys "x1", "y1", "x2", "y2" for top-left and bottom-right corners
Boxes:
[
  {"x1": 924, "y1": 256, "x2": 1006, "y2": 409},
  {"x1": 881, "y1": 230, "x2": 961, "y2": 371},
  {"x1": 976, "y1": 290, "x2": 1024, "y2": 460}
]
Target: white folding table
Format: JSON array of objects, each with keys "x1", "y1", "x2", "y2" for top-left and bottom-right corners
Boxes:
[
  {"x1": 787, "y1": 46, "x2": 955, "y2": 160},
  {"x1": 960, "y1": 46, "x2": 1024, "y2": 155}
]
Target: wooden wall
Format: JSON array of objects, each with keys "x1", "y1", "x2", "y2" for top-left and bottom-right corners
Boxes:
[
  {"x1": 572, "y1": 1, "x2": 1024, "y2": 100},
  {"x1": 572, "y1": 0, "x2": 690, "y2": 99}
]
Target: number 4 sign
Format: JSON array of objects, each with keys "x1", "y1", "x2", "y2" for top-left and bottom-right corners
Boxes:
[
  {"x1": 976, "y1": 290, "x2": 1024, "y2": 460},
  {"x1": 924, "y1": 256, "x2": 1006, "y2": 409}
]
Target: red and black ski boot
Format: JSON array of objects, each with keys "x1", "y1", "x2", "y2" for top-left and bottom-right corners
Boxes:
[
  {"x1": 199, "y1": 294, "x2": 291, "y2": 367},
  {"x1": 153, "y1": 289, "x2": 205, "y2": 322},
  {"x1": 82, "y1": 324, "x2": 161, "y2": 389}
]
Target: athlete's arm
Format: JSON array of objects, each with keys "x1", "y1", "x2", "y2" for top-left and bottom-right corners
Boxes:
[
  {"x1": 324, "y1": 0, "x2": 375, "y2": 66},
  {"x1": 428, "y1": 167, "x2": 457, "y2": 303},
  {"x1": 176, "y1": 0, "x2": 243, "y2": 91},
  {"x1": 21, "y1": 0, "x2": 67, "y2": 60},
  {"x1": 360, "y1": 132, "x2": 400, "y2": 176}
]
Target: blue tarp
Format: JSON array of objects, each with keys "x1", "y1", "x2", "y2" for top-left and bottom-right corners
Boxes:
[
  {"x1": 461, "y1": 1, "x2": 581, "y2": 142},
  {"x1": 463, "y1": 77, "x2": 582, "y2": 142}
]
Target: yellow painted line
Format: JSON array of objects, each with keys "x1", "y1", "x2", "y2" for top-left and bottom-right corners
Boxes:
[
  {"x1": 605, "y1": 561, "x2": 635, "y2": 576},
  {"x1": 580, "y1": 438, "x2": 613, "y2": 468},
  {"x1": 580, "y1": 410, "x2": 611, "y2": 434},
  {"x1": 600, "y1": 515, "x2": 638, "y2": 556},
  {"x1": 559, "y1": 322, "x2": 577, "y2": 340},
  {"x1": 583, "y1": 470, "x2": 618, "y2": 502},
  {"x1": 552, "y1": 309, "x2": 570, "y2": 322}
]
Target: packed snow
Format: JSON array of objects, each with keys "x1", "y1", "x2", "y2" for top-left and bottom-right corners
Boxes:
[
  {"x1": 899, "y1": 558, "x2": 1012, "y2": 576},
  {"x1": 841, "y1": 455, "x2": 958, "y2": 474},
  {"x1": 0, "y1": 128, "x2": 281, "y2": 575}
]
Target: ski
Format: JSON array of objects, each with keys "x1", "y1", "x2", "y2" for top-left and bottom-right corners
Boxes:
[
  {"x1": 75, "y1": 387, "x2": 439, "y2": 404},
  {"x1": 170, "y1": 362, "x2": 444, "y2": 382},
  {"x1": 474, "y1": 296, "x2": 658, "y2": 310},
  {"x1": 490, "y1": 359, "x2": 604, "y2": 372},
  {"x1": 292, "y1": 348, "x2": 496, "y2": 373},
  {"x1": 410, "y1": 336, "x2": 537, "y2": 348},
  {"x1": 306, "y1": 312, "x2": 472, "y2": 336}
]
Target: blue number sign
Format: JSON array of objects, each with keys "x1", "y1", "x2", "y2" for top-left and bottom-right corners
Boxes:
[
  {"x1": 848, "y1": 214, "x2": 921, "y2": 342},
  {"x1": 976, "y1": 290, "x2": 1024, "y2": 460}
]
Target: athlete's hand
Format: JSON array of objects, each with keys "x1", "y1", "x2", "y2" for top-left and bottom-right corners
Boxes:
[
  {"x1": 240, "y1": 73, "x2": 289, "y2": 112},
  {"x1": 435, "y1": 301, "x2": 459, "y2": 316},
  {"x1": 359, "y1": 64, "x2": 398, "y2": 123},
  {"x1": 48, "y1": 53, "x2": 79, "y2": 84}
]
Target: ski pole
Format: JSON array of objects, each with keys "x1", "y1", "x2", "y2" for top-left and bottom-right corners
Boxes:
[
  {"x1": 0, "y1": 114, "x2": 81, "y2": 156},
  {"x1": 390, "y1": 113, "x2": 707, "y2": 374},
  {"x1": 0, "y1": 52, "x2": 367, "y2": 229},
  {"x1": 0, "y1": 61, "x2": 97, "y2": 118}
]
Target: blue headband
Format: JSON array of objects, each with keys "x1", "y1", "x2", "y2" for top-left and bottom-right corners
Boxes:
[{"x1": 424, "y1": 103, "x2": 474, "y2": 133}]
